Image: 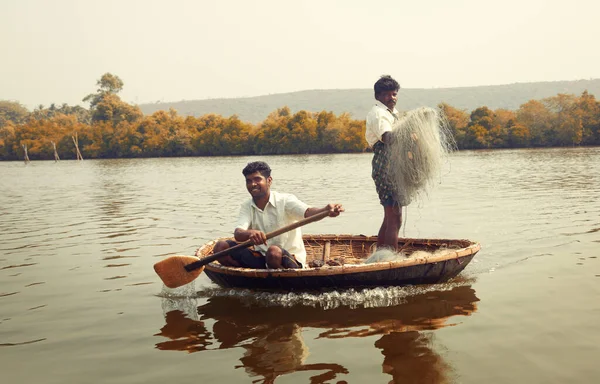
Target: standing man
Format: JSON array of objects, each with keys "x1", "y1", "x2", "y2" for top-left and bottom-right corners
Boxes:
[
  {"x1": 204, "y1": 161, "x2": 344, "y2": 269},
  {"x1": 365, "y1": 75, "x2": 404, "y2": 251}
]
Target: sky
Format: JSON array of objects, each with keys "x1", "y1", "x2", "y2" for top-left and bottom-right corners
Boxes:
[{"x1": 1, "y1": 0, "x2": 599, "y2": 110}]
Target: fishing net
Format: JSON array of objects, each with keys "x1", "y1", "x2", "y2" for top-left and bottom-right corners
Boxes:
[
  {"x1": 387, "y1": 107, "x2": 455, "y2": 205},
  {"x1": 364, "y1": 249, "x2": 404, "y2": 263},
  {"x1": 364, "y1": 248, "x2": 454, "y2": 264}
]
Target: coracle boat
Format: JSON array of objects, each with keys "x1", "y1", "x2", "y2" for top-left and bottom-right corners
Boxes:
[{"x1": 196, "y1": 235, "x2": 480, "y2": 291}]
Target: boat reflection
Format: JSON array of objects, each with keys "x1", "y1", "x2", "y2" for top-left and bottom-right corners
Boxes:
[{"x1": 155, "y1": 282, "x2": 479, "y2": 383}]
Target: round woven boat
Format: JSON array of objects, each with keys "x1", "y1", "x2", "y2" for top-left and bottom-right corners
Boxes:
[{"x1": 196, "y1": 235, "x2": 480, "y2": 291}]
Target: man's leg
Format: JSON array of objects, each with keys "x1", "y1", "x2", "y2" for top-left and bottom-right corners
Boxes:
[
  {"x1": 211, "y1": 240, "x2": 241, "y2": 267},
  {"x1": 377, "y1": 215, "x2": 387, "y2": 248},
  {"x1": 210, "y1": 240, "x2": 266, "y2": 268},
  {"x1": 378, "y1": 204, "x2": 402, "y2": 251},
  {"x1": 265, "y1": 245, "x2": 301, "y2": 269}
]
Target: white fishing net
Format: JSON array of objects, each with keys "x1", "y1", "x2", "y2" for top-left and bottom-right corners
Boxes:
[
  {"x1": 364, "y1": 248, "x2": 453, "y2": 264},
  {"x1": 387, "y1": 107, "x2": 456, "y2": 205}
]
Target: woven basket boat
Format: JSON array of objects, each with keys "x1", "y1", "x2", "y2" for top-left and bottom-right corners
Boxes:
[{"x1": 196, "y1": 235, "x2": 480, "y2": 291}]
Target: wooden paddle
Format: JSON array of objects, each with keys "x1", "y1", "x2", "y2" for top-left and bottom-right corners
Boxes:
[{"x1": 154, "y1": 210, "x2": 330, "y2": 288}]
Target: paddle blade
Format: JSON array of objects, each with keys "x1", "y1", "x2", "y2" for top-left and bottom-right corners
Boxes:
[{"x1": 153, "y1": 256, "x2": 205, "y2": 289}]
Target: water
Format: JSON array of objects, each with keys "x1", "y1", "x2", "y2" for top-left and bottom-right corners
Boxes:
[{"x1": 1, "y1": 148, "x2": 599, "y2": 383}]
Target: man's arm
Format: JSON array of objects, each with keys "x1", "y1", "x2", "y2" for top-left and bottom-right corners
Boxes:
[
  {"x1": 234, "y1": 201, "x2": 267, "y2": 245},
  {"x1": 304, "y1": 204, "x2": 344, "y2": 219},
  {"x1": 234, "y1": 227, "x2": 267, "y2": 245},
  {"x1": 373, "y1": 108, "x2": 395, "y2": 144},
  {"x1": 381, "y1": 131, "x2": 393, "y2": 144}
]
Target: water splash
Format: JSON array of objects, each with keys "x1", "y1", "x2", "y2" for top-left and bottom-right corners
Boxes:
[
  {"x1": 160, "y1": 296, "x2": 199, "y2": 321},
  {"x1": 157, "y1": 280, "x2": 196, "y2": 298},
  {"x1": 158, "y1": 281, "x2": 199, "y2": 320},
  {"x1": 195, "y1": 280, "x2": 470, "y2": 310}
]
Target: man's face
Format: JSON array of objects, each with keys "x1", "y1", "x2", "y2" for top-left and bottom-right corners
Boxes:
[
  {"x1": 245, "y1": 171, "x2": 271, "y2": 200},
  {"x1": 376, "y1": 90, "x2": 398, "y2": 111}
]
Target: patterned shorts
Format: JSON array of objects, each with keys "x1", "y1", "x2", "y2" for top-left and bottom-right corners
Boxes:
[{"x1": 372, "y1": 141, "x2": 406, "y2": 207}]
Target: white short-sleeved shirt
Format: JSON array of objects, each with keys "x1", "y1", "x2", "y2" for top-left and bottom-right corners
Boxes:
[
  {"x1": 365, "y1": 100, "x2": 399, "y2": 147},
  {"x1": 235, "y1": 191, "x2": 309, "y2": 267}
]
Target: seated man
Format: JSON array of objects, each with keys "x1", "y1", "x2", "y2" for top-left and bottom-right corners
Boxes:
[{"x1": 205, "y1": 161, "x2": 343, "y2": 269}]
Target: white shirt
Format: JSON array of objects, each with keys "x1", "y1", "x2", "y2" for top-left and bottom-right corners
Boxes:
[
  {"x1": 365, "y1": 100, "x2": 399, "y2": 147},
  {"x1": 236, "y1": 191, "x2": 309, "y2": 267}
]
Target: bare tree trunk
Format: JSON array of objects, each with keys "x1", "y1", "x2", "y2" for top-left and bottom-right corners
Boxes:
[
  {"x1": 72, "y1": 133, "x2": 83, "y2": 161},
  {"x1": 22, "y1": 144, "x2": 30, "y2": 164},
  {"x1": 51, "y1": 141, "x2": 60, "y2": 162}
]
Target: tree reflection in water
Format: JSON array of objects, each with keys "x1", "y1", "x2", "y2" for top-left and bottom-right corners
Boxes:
[{"x1": 155, "y1": 281, "x2": 479, "y2": 384}]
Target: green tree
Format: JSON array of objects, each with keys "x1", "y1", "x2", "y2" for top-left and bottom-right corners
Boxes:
[
  {"x1": 439, "y1": 103, "x2": 468, "y2": 148},
  {"x1": 333, "y1": 113, "x2": 366, "y2": 152},
  {"x1": 574, "y1": 91, "x2": 600, "y2": 145},
  {"x1": 83, "y1": 73, "x2": 124, "y2": 108},
  {"x1": 516, "y1": 100, "x2": 553, "y2": 147},
  {"x1": 469, "y1": 107, "x2": 495, "y2": 130},
  {"x1": 0, "y1": 101, "x2": 29, "y2": 127},
  {"x1": 91, "y1": 93, "x2": 142, "y2": 126},
  {"x1": 254, "y1": 108, "x2": 293, "y2": 155},
  {"x1": 286, "y1": 110, "x2": 318, "y2": 154},
  {"x1": 506, "y1": 119, "x2": 531, "y2": 147},
  {"x1": 543, "y1": 94, "x2": 580, "y2": 146},
  {"x1": 465, "y1": 107, "x2": 496, "y2": 148},
  {"x1": 0, "y1": 121, "x2": 17, "y2": 159},
  {"x1": 315, "y1": 111, "x2": 337, "y2": 152},
  {"x1": 463, "y1": 124, "x2": 489, "y2": 149},
  {"x1": 31, "y1": 103, "x2": 91, "y2": 124},
  {"x1": 83, "y1": 73, "x2": 140, "y2": 126}
]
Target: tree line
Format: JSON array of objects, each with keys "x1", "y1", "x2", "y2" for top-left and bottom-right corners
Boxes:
[{"x1": 1, "y1": 73, "x2": 599, "y2": 161}]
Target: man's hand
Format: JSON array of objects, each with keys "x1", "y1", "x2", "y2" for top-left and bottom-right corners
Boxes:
[
  {"x1": 247, "y1": 229, "x2": 267, "y2": 245},
  {"x1": 304, "y1": 204, "x2": 345, "y2": 219},
  {"x1": 326, "y1": 203, "x2": 344, "y2": 217}
]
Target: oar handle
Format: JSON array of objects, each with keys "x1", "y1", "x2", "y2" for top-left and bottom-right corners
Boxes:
[{"x1": 184, "y1": 210, "x2": 330, "y2": 272}]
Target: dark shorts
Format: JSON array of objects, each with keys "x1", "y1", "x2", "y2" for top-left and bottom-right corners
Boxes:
[
  {"x1": 372, "y1": 141, "x2": 399, "y2": 206},
  {"x1": 225, "y1": 240, "x2": 302, "y2": 269}
]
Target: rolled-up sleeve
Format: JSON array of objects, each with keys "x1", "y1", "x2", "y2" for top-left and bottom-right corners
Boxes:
[
  {"x1": 373, "y1": 109, "x2": 393, "y2": 140},
  {"x1": 285, "y1": 194, "x2": 309, "y2": 220},
  {"x1": 366, "y1": 106, "x2": 395, "y2": 146}
]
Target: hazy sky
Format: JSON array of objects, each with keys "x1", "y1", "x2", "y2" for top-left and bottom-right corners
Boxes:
[{"x1": 2, "y1": 0, "x2": 598, "y2": 110}]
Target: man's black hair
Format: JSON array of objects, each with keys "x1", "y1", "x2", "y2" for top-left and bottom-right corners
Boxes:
[
  {"x1": 374, "y1": 75, "x2": 400, "y2": 98},
  {"x1": 242, "y1": 161, "x2": 271, "y2": 178}
]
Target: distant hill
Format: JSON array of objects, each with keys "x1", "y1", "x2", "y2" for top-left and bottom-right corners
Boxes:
[{"x1": 138, "y1": 79, "x2": 600, "y2": 124}]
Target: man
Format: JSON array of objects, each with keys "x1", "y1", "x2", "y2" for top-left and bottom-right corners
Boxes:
[
  {"x1": 365, "y1": 75, "x2": 404, "y2": 251},
  {"x1": 206, "y1": 161, "x2": 344, "y2": 269}
]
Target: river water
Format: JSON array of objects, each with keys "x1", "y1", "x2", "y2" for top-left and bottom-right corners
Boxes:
[{"x1": 1, "y1": 148, "x2": 599, "y2": 383}]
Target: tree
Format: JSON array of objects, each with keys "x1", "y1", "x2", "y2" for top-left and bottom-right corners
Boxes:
[
  {"x1": 574, "y1": 91, "x2": 600, "y2": 145},
  {"x1": 254, "y1": 108, "x2": 293, "y2": 155},
  {"x1": 91, "y1": 93, "x2": 142, "y2": 126},
  {"x1": 506, "y1": 120, "x2": 531, "y2": 147},
  {"x1": 469, "y1": 107, "x2": 495, "y2": 130},
  {"x1": 465, "y1": 107, "x2": 496, "y2": 148},
  {"x1": 332, "y1": 113, "x2": 366, "y2": 152},
  {"x1": 0, "y1": 121, "x2": 17, "y2": 159},
  {"x1": 0, "y1": 101, "x2": 29, "y2": 127},
  {"x1": 83, "y1": 73, "x2": 140, "y2": 126},
  {"x1": 31, "y1": 103, "x2": 91, "y2": 124},
  {"x1": 439, "y1": 103, "x2": 468, "y2": 149},
  {"x1": 315, "y1": 111, "x2": 337, "y2": 152},
  {"x1": 83, "y1": 73, "x2": 124, "y2": 107},
  {"x1": 463, "y1": 124, "x2": 489, "y2": 149},
  {"x1": 516, "y1": 100, "x2": 553, "y2": 147},
  {"x1": 543, "y1": 94, "x2": 580, "y2": 146},
  {"x1": 286, "y1": 110, "x2": 318, "y2": 154}
]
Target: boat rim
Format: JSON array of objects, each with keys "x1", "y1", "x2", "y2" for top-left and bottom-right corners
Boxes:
[{"x1": 197, "y1": 235, "x2": 481, "y2": 278}]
